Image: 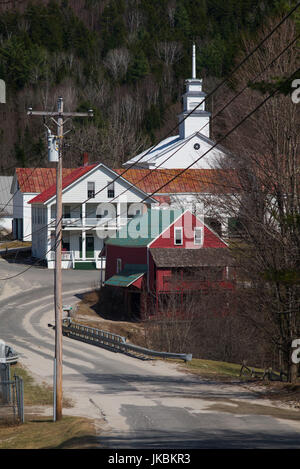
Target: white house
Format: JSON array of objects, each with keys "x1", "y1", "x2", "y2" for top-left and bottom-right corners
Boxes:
[
  {"x1": 0, "y1": 176, "x2": 13, "y2": 235},
  {"x1": 29, "y1": 163, "x2": 157, "y2": 269},
  {"x1": 11, "y1": 167, "x2": 75, "y2": 241},
  {"x1": 123, "y1": 44, "x2": 230, "y2": 170}
]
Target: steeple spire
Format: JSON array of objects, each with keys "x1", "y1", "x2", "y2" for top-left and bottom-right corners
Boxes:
[
  {"x1": 192, "y1": 43, "x2": 196, "y2": 79},
  {"x1": 178, "y1": 42, "x2": 211, "y2": 139}
]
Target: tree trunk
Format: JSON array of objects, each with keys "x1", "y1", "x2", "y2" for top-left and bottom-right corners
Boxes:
[{"x1": 288, "y1": 362, "x2": 298, "y2": 384}]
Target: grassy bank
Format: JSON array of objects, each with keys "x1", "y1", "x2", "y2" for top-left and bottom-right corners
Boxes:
[
  {"x1": 0, "y1": 416, "x2": 99, "y2": 449},
  {"x1": 0, "y1": 364, "x2": 99, "y2": 449},
  {"x1": 181, "y1": 358, "x2": 248, "y2": 379},
  {"x1": 0, "y1": 241, "x2": 31, "y2": 250}
]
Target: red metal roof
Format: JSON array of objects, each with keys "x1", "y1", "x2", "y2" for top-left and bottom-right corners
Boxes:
[
  {"x1": 114, "y1": 168, "x2": 237, "y2": 194},
  {"x1": 23, "y1": 165, "x2": 237, "y2": 205},
  {"x1": 29, "y1": 164, "x2": 98, "y2": 204},
  {"x1": 16, "y1": 167, "x2": 76, "y2": 193}
]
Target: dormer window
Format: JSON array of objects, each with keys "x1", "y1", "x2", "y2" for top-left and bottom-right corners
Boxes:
[{"x1": 87, "y1": 181, "x2": 95, "y2": 199}]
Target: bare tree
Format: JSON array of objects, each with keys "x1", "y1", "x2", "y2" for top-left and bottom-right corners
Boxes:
[
  {"x1": 155, "y1": 41, "x2": 183, "y2": 67},
  {"x1": 104, "y1": 48, "x2": 131, "y2": 81},
  {"x1": 125, "y1": 0, "x2": 144, "y2": 42},
  {"x1": 209, "y1": 17, "x2": 300, "y2": 381}
]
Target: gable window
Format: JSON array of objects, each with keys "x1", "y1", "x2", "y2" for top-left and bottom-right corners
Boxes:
[
  {"x1": 107, "y1": 182, "x2": 115, "y2": 198},
  {"x1": 194, "y1": 227, "x2": 203, "y2": 246},
  {"x1": 174, "y1": 227, "x2": 183, "y2": 245},
  {"x1": 87, "y1": 181, "x2": 95, "y2": 199},
  {"x1": 117, "y1": 258, "x2": 122, "y2": 274}
]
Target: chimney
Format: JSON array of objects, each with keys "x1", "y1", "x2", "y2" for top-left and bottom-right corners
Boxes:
[{"x1": 83, "y1": 152, "x2": 89, "y2": 166}]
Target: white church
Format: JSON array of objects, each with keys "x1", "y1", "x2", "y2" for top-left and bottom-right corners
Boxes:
[{"x1": 123, "y1": 44, "x2": 230, "y2": 170}]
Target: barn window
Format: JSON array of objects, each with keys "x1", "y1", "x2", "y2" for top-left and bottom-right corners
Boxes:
[
  {"x1": 194, "y1": 227, "x2": 203, "y2": 245},
  {"x1": 117, "y1": 258, "x2": 122, "y2": 273},
  {"x1": 174, "y1": 227, "x2": 183, "y2": 245}
]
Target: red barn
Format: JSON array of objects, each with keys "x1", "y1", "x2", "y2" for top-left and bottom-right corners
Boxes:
[{"x1": 104, "y1": 208, "x2": 235, "y2": 317}]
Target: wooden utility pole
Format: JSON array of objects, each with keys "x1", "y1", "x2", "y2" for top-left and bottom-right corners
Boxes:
[
  {"x1": 55, "y1": 97, "x2": 63, "y2": 420},
  {"x1": 28, "y1": 98, "x2": 93, "y2": 421}
]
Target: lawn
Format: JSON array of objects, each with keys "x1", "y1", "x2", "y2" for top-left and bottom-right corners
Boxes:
[
  {"x1": 0, "y1": 241, "x2": 31, "y2": 250},
  {"x1": 0, "y1": 416, "x2": 99, "y2": 449},
  {"x1": 0, "y1": 364, "x2": 99, "y2": 449}
]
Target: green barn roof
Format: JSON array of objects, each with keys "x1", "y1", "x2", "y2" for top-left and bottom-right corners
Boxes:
[
  {"x1": 105, "y1": 264, "x2": 147, "y2": 287},
  {"x1": 105, "y1": 208, "x2": 184, "y2": 247}
]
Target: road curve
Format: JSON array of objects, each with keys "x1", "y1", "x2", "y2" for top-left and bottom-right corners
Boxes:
[{"x1": 1, "y1": 259, "x2": 300, "y2": 449}]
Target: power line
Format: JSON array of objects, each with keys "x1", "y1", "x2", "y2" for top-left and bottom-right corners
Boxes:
[
  {"x1": 28, "y1": 30, "x2": 299, "y2": 233},
  {"x1": 4, "y1": 35, "x2": 298, "y2": 252},
  {"x1": 60, "y1": 66, "x2": 300, "y2": 236},
  {"x1": 37, "y1": 2, "x2": 300, "y2": 214},
  {"x1": 3, "y1": 3, "x2": 299, "y2": 270},
  {"x1": 105, "y1": 32, "x2": 300, "y2": 197},
  {"x1": 2, "y1": 64, "x2": 298, "y2": 280},
  {"x1": 141, "y1": 67, "x2": 300, "y2": 201},
  {"x1": 84, "y1": 65, "x2": 300, "y2": 232}
]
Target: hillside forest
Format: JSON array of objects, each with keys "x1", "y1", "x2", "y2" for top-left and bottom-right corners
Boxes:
[{"x1": 0, "y1": 0, "x2": 295, "y2": 171}]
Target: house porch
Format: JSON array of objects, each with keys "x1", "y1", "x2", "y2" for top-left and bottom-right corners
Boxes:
[{"x1": 46, "y1": 230, "x2": 106, "y2": 270}]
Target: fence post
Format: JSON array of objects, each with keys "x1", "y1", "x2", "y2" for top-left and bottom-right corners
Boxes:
[
  {"x1": 53, "y1": 358, "x2": 56, "y2": 422},
  {"x1": 15, "y1": 375, "x2": 24, "y2": 423}
]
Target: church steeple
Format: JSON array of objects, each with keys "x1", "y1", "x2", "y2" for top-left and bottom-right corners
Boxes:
[
  {"x1": 178, "y1": 44, "x2": 211, "y2": 139},
  {"x1": 192, "y1": 43, "x2": 196, "y2": 79}
]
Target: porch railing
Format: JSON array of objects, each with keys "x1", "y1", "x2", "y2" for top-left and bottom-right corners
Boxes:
[
  {"x1": 48, "y1": 251, "x2": 105, "y2": 269},
  {"x1": 49, "y1": 251, "x2": 73, "y2": 261},
  {"x1": 50, "y1": 217, "x2": 129, "y2": 228}
]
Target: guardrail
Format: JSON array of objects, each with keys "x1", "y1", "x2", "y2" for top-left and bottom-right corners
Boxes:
[
  {"x1": 62, "y1": 318, "x2": 192, "y2": 362},
  {"x1": 240, "y1": 361, "x2": 288, "y2": 381}
]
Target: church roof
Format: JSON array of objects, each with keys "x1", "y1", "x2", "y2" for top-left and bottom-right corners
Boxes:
[
  {"x1": 122, "y1": 131, "x2": 230, "y2": 169},
  {"x1": 114, "y1": 168, "x2": 236, "y2": 195},
  {"x1": 123, "y1": 135, "x2": 181, "y2": 168}
]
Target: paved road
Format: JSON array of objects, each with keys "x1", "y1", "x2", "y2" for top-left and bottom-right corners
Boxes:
[{"x1": 1, "y1": 257, "x2": 300, "y2": 449}]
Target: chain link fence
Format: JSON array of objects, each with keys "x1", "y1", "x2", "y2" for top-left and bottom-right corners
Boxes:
[{"x1": 0, "y1": 364, "x2": 24, "y2": 425}]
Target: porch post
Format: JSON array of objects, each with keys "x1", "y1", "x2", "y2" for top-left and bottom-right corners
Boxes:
[
  {"x1": 116, "y1": 202, "x2": 121, "y2": 227},
  {"x1": 82, "y1": 203, "x2": 86, "y2": 227},
  {"x1": 82, "y1": 230, "x2": 86, "y2": 260},
  {"x1": 46, "y1": 228, "x2": 52, "y2": 264}
]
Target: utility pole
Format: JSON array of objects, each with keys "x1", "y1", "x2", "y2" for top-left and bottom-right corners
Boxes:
[{"x1": 28, "y1": 98, "x2": 93, "y2": 421}]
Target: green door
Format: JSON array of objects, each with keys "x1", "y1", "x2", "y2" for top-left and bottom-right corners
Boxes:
[{"x1": 79, "y1": 236, "x2": 94, "y2": 258}]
